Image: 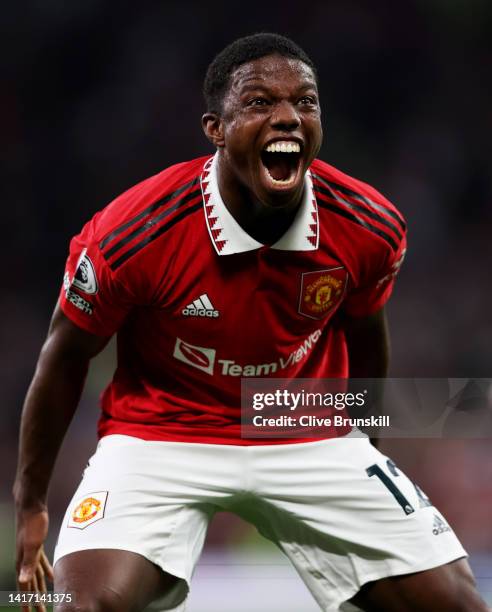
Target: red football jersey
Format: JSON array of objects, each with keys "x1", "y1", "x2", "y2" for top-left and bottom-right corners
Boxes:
[{"x1": 60, "y1": 154, "x2": 406, "y2": 444}]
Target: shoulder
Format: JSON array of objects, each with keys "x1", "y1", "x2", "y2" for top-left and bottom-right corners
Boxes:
[
  {"x1": 310, "y1": 158, "x2": 406, "y2": 229},
  {"x1": 310, "y1": 158, "x2": 406, "y2": 255},
  {"x1": 93, "y1": 156, "x2": 208, "y2": 245},
  {"x1": 72, "y1": 156, "x2": 208, "y2": 273}
]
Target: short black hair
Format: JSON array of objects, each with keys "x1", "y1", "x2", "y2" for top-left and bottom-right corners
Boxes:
[{"x1": 203, "y1": 33, "x2": 317, "y2": 114}]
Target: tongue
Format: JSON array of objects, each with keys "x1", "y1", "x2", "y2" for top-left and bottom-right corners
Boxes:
[{"x1": 264, "y1": 154, "x2": 292, "y2": 181}]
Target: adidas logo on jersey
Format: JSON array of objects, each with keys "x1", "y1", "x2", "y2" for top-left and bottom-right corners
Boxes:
[
  {"x1": 182, "y1": 293, "x2": 219, "y2": 318},
  {"x1": 432, "y1": 514, "x2": 451, "y2": 536}
]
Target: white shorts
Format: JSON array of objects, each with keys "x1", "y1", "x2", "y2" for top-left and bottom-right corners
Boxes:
[{"x1": 54, "y1": 434, "x2": 466, "y2": 612}]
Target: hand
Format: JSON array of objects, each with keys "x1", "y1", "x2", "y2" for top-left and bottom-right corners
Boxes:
[{"x1": 16, "y1": 508, "x2": 54, "y2": 612}]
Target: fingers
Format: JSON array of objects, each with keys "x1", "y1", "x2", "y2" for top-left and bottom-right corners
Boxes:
[
  {"x1": 40, "y1": 549, "x2": 54, "y2": 582},
  {"x1": 36, "y1": 563, "x2": 47, "y2": 598},
  {"x1": 15, "y1": 510, "x2": 51, "y2": 612},
  {"x1": 18, "y1": 575, "x2": 32, "y2": 612},
  {"x1": 18, "y1": 564, "x2": 33, "y2": 590},
  {"x1": 18, "y1": 568, "x2": 32, "y2": 612},
  {"x1": 18, "y1": 542, "x2": 38, "y2": 587},
  {"x1": 31, "y1": 572, "x2": 47, "y2": 612},
  {"x1": 17, "y1": 547, "x2": 52, "y2": 612}
]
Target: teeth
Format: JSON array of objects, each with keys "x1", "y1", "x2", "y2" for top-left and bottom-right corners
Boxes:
[{"x1": 264, "y1": 141, "x2": 300, "y2": 153}]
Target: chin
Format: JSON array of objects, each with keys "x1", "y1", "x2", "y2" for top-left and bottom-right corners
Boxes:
[{"x1": 260, "y1": 188, "x2": 302, "y2": 210}]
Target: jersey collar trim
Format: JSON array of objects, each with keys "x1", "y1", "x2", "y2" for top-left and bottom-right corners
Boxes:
[{"x1": 201, "y1": 153, "x2": 319, "y2": 255}]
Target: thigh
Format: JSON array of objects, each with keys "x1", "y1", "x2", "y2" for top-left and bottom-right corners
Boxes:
[
  {"x1": 54, "y1": 549, "x2": 178, "y2": 612},
  {"x1": 54, "y1": 436, "x2": 238, "y2": 609},
  {"x1": 246, "y1": 436, "x2": 468, "y2": 611},
  {"x1": 350, "y1": 557, "x2": 488, "y2": 612}
]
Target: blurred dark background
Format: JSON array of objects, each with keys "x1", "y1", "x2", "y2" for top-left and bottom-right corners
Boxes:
[{"x1": 1, "y1": 0, "x2": 491, "y2": 607}]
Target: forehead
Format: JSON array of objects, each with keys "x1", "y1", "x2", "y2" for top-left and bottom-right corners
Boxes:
[{"x1": 228, "y1": 54, "x2": 317, "y2": 94}]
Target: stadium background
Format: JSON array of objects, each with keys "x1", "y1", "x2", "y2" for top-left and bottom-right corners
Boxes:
[{"x1": 1, "y1": 0, "x2": 491, "y2": 609}]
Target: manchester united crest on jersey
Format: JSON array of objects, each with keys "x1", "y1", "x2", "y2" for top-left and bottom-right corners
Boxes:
[
  {"x1": 68, "y1": 491, "x2": 108, "y2": 529},
  {"x1": 298, "y1": 268, "x2": 348, "y2": 320}
]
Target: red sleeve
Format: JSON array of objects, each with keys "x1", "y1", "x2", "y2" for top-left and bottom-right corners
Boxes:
[
  {"x1": 343, "y1": 232, "x2": 407, "y2": 318},
  {"x1": 59, "y1": 222, "x2": 133, "y2": 337}
]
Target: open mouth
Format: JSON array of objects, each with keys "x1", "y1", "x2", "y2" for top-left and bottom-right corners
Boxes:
[{"x1": 260, "y1": 141, "x2": 302, "y2": 188}]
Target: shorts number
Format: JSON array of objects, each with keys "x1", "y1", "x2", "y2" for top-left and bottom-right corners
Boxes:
[
  {"x1": 366, "y1": 462, "x2": 415, "y2": 515},
  {"x1": 387, "y1": 459, "x2": 432, "y2": 509}
]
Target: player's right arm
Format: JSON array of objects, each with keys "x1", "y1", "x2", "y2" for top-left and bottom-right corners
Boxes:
[{"x1": 13, "y1": 303, "x2": 110, "y2": 605}]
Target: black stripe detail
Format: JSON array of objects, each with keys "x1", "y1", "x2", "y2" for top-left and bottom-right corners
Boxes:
[
  {"x1": 99, "y1": 177, "x2": 199, "y2": 250},
  {"x1": 109, "y1": 202, "x2": 202, "y2": 270},
  {"x1": 312, "y1": 173, "x2": 406, "y2": 231},
  {"x1": 103, "y1": 187, "x2": 202, "y2": 259},
  {"x1": 315, "y1": 192, "x2": 398, "y2": 251},
  {"x1": 313, "y1": 181, "x2": 402, "y2": 241}
]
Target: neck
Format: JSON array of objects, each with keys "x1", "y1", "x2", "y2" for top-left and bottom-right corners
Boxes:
[{"x1": 216, "y1": 155, "x2": 304, "y2": 245}]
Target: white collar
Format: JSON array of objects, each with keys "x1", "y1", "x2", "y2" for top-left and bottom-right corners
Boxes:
[{"x1": 201, "y1": 153, "x2": 319, "y2": 255}]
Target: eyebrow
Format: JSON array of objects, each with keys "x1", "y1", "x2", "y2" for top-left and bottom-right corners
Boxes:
[{"x1": 237, "y1": 81, "x2": 317, "y2": 94}]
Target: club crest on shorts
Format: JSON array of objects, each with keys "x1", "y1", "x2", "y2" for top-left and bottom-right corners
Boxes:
[
  {"x1": 68, "y1": 491, "x2": 108, "y2": 529},
  {"x1": 298, "y1": 268, "x2": 347, "y2": 320}
]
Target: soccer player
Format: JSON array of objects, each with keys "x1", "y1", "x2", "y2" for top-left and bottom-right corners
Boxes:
[{"x1": 14, "y1": 33, "x2": 487, "y2": 612}]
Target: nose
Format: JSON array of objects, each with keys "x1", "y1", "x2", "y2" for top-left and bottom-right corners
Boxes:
[{"x1": 270, "y1": 100, "x2": 300, "y2": 131}]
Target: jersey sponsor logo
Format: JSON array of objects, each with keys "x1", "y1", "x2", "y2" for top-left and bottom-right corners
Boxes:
[
  {"x1": 68, "y1": 491, "x2": 108, "y2": 529},
  {"x1": 173, "y1": 328, "x2": 322, "y2": 376},
  {"x1": 432, "y1": 514, "x2": 451, "y2": 536},
  {"x1": 298, "y1": 268, "x2": 347, "y2": 320},
  {"x1": 72, "y1": 248, "x2": 98, "y2": 294},
  {"x1": 182, "y1": 293, "x2": 219, "y2": 318},
  {"x1": 63, "y1": 273, "x2": 93, "y2": 315},
  {"x1": 173, "y1": 338, "x2": 216, "y2": 374}
]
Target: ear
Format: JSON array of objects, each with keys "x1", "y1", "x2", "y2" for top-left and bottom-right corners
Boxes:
[{"x1": 202, "y1": 113, "x2": 225, "y2": 148}]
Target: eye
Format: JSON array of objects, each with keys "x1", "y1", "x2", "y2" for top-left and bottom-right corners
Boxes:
[
  {"x1": 246, "y1": 97, "x2": 269, "y2": 107},
  {"x1": 298, "y1": 95, "x2": 317, "y2": 106}
]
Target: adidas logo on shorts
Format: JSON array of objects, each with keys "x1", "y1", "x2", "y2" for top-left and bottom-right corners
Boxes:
[
  {"x1": 432, "y1": 514, "x2": 451, "y2": 535},
  {"x1": 182, "y1": 293, "x2": 219, "y2": 318}
]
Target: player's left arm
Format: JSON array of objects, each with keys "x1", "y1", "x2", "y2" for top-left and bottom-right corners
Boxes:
[
  {"x1": 341, "y1": 187, "x2": 407, "y2": 446},
  {"x1": 343, "y1": 307, "x2": 390, "y2": 449},
  {"x1": 344, "y1": 306, "x2": 390, "y2": 379}
]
